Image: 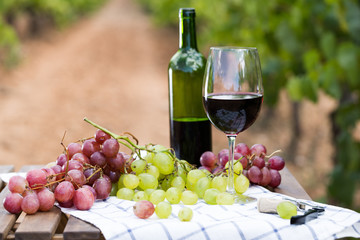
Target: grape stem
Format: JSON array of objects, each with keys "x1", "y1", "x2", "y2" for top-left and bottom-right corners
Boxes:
[{"x1": 265, "y1": 149, "x2": 282, "y2": 159}]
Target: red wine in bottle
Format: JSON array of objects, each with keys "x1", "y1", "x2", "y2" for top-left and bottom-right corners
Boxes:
[{"x1": 168, "y1": 8, "x2": 212, "y2": 165}]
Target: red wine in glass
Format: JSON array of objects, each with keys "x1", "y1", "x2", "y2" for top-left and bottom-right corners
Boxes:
[{"x1": 203, "y1": 93, "x2": 263, "y2": 135}]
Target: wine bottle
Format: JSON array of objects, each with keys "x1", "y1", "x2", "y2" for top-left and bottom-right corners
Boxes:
[{"x1": 168, "y1": 8, "x2": 212, "y2": 166}]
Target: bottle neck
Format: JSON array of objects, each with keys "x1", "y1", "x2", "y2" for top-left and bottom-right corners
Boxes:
[{"x1": 179, "y1": 16, "x2": 198, "y2": 50}]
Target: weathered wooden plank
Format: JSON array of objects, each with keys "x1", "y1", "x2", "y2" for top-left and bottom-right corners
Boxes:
[
  {"x1": 14, "y1": 165, "x2": 61, "y2": 240},
  {"x1": 275, "y1": 167, "x2": 312, "y2": 200},
  {"x1": 15, "y1": 207, "x2": 61, "y2": 240},
  {"x1": 63, "y1": 216, "x2": 102, "y2": 240},
  {"x1": 0, "y1": 165, "x2": 16, "y2": 240}
]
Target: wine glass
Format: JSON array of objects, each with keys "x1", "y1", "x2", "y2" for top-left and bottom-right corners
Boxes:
[{"x1": 202, "y1": 47, "x2": 264, "y2": 203}]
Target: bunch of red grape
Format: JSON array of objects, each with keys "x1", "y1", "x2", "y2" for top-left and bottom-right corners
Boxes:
[
  {"x1": 199, "y1": 143, "x2": 285, "y2": 188},
  {"x1": 3, "y1": 129, "x2": 131, "y2": 214}
]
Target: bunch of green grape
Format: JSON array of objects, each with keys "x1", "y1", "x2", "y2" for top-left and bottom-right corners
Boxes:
[{"x1": 113, "y1": 149, "x2": 250, "y2": 208}]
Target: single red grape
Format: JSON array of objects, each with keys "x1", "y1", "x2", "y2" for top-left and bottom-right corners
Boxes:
[
  {"x1": 200, "y1": 151, "x2": 217, "y2": 168},
  {"x1": 102, "y1": 138, "x2": 120, "y2": 158},
  {"x1": 235, "y1": 143, "x2": 250, "y2": 156},
  {"x1": 65, "y1": 169, "x2": 86, "y2": 187},
  {"x1": 269, "y1": 169, "x2": 281, "y2": 188},
  {"x1": 268, "y1": 156, "x2": 285, "y2": 171},
  {"x1": 133, "y1": 200, "x2": 155, "y2": 219},
  {"x1": 82, "y1": 185, "x2": 97, "y2": 199},
  {"x1": 259, "y1": 167, "x2": 272, "y2": 186},
  {"x1": 62, "y1": 159, "x2": 83, "y2": 172},
  {"x1": 94, "y1": 129, "x2": 111, "y2": 144},
  {"x1": 37, "y1": 188, "x2": 55, "y2": 212},
  {"x1": 3, "y1": 193, "x2": 23, "y2": 214},
  {"x1": 73, "y1": 187, "x2": 95, "y2": 210},
  {"x1": 56, "y1": 153, "x2": 68, "y2": 167},
  {"x1": 90, "y1": 151, "x2": 107, "y2": 167},
  {"x1": 8, "y1": 175, "x2": 28, "y2": 194},
  {"x1": 107, "y1": 153, "x2": 125, "y2": 172},
  {"x1": 67, "y1": 142, "x2": 82, "y2": 159},
  {"x1": 252, "y1": 156, "x2": 265, "y2": 169},
  {"x1": 247, "y1": 165, "x2": 263, "y2": 184},
  {"x1": 71, "y1": 153, "x2": 90, "y2": 165},
  {"x1": 250, "y1": 144, "x2": 267, "y2": 158},
  {"x1": 26, "y1": 169, "x2": 47, "y2": 189},
  {"x1": 54, "y1": 181, "x2": 75, "y2": 203},
  {"x1": 21, "y1": 192, "x2": 39, "y2": 214},
  {"x1": 93, "y1": 175, "x2": 111, "y2": 200}
]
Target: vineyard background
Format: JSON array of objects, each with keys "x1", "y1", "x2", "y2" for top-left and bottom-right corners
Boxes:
[{"x1": 0, "y1": 0, "x2": 359, "y2": 209}]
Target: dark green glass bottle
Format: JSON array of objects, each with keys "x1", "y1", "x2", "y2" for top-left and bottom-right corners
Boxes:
[{"x1": 168, "y1": 8, "x2": 212, "y2": 166}]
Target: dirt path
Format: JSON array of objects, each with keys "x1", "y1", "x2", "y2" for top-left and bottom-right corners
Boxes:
[{"x1": 0, "y1": 0, "x2": 177, "y2": 170}]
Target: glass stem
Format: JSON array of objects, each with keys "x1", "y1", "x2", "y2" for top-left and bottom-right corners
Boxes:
[{"x1": 226, "y1": 135, "x2": 236, "y2": 194}]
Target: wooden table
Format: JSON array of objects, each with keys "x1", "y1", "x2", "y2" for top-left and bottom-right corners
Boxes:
[{"x1": 0, "y1": 165, "x2": 311, "y2": 240}]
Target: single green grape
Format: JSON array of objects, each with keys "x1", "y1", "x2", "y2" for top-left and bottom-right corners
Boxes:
[
  {"x1": 186, "y1": 169, "x2": 206, "y2": 185},
  {"x1": 203, "y1": 188, "x2": 220, "y2": 205},
  {"x1": 123, "y1": 174, "x2": 139, "y2": 189},
  {"x1": 185, "y1": 179, "x2": 196, "y2": 191},
  {"x1": 145, "y1": 164, "x2": 160, "y2": 179},
  {"x1": 178, "y1": 207, "x2": 193, "y2": 221},
  {"x1": 118, "y1": 174, "x2": 126, "y2": 189},
  {"x1": 176, "y1": 163, "x2": 187, "y2": 182},
  {"x1": 155, "y1": 201, "x2": 172, "y2": 219},
  {"x1": 194, "y1": 177, "x2": 211, "y2": 198},
  {"x1": 116, "y1": 188, "x2": 134, "y2": 200},
  {"x1": 138, "y1": 173, "x2": 158, "y2": 190},
  {"x1": 133, "y1": 191, "x2": 148, "y2": 201},
  {"x1": 165, "y1": 187, "x2": 181, "y2": 204},
  {"x1": 171, "y1": 176, "x2": 185, "y2": 190},
  {"x1": 149, "y1": 189, "x2": 166, "y2": 205},
  {"x1": 234, "y1": 174, "x2": 249, "y2": 194},
  {"x1": 277, "y1": 201, "x2": 297, "y2": 219},
  {"x1": 160, "y1": 176, "x2": 173, "y2": 191},
  {"x1": 210, "y1": 176, "x2": 227, "y2": 192},
  {"x1": 153, "y1": 144, "x2": 168, "y2": 152},
  {"x1": 216, "y1": 192, "x2": 235, "y2": 205},
  {"x1": 225, "y1": 160, "x2": 243, "y2": 175},
  {"x1": 153, "y1": 152, "x2": 175, "y2": 175},
  {"x1": 131, "y1": 159, "x2": 147, "y2": 175},
  {"x1": 144, "y1": 152, "x2": 154, "y2": 164},
  {"x1": 181, "y1": 190, "x2": 198, "y2": 205}
]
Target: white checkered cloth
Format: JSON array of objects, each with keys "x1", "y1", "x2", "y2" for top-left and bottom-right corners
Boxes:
[
  {"x1": 1, "y1": 173, "x2": 359, "y2": 239},
  {"x1": 58, "y1": 186, "x2": 360, "y2": 240}
]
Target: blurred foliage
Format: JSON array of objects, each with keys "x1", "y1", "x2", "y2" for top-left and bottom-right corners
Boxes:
[
  {"x1": 0, "y1": 0, "x2": 106, "y2": 66},
  {"x1": 137, "y1": 0, "x2": 360, "y2": 208}
]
